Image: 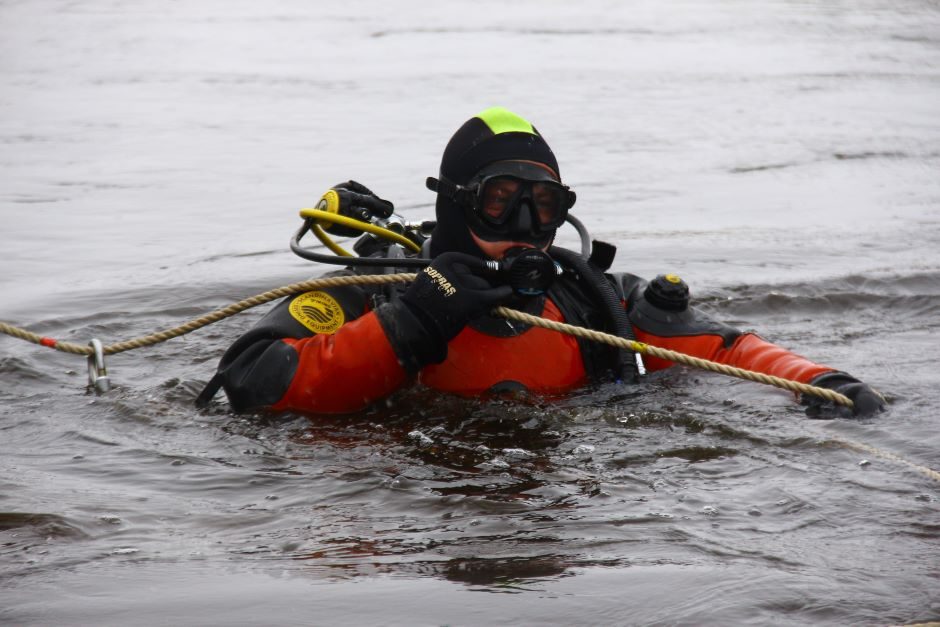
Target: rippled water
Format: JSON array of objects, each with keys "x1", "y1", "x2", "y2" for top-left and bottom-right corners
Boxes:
[{"x1": 2, "y1": 1, "x2": 939, "y2": 624}]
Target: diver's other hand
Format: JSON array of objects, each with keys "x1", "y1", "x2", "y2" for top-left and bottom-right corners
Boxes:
[
  {"x1": 376, "y1": 252, "x2": 514, "y2": 371},
  {"x1": 316, "y1": 180, "x2": 395, "y2": 237},
  {"x1": 329, "y1": 180, "x2": 394, "y2": 219},
  {"x1": 802, "y1": 371, "x2": 886, "y2": 418}
]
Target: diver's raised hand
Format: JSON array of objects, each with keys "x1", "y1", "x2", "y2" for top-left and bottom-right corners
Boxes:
[
  {"x1": 316, "y1": 180, "x2": 394, "y2": 236},
  {"x1": 328, "y1": 180, "x2": 394, "y2": 219},
  {"x1": 376, "y1": 252, "x2": 514, "y2": 371}
]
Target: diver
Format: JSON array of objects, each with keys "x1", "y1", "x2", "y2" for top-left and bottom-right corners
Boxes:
[{"x1": 197, "y1": 106, "x2": 885, "y2": 419}]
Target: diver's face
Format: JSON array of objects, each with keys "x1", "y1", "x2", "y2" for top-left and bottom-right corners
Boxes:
[
  {"x1": 466, "y1": 160, "x2": 559, "y2": 260},
  {"x1": 469, "y1": 231, "x2": 550, "y2": 260}
]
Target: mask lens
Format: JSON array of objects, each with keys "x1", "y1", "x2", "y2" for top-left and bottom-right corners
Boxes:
[
  {"x1": 477, "y1": 176, "x2": 568, "y2": 228},
  {"x1": 531, "y1": 182, "x2": 566, "y2": 226},
  {"x1": 480, "y1": 177, "x2": 522, "y2": 224}
]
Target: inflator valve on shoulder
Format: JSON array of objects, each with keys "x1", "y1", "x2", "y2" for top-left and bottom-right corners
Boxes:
[
  {"x1": 643, "y1": 274, "x2": 690, "y2": 312},
  {"x1": 484, "y1": 248, "x2": 559, "y2": 296}
]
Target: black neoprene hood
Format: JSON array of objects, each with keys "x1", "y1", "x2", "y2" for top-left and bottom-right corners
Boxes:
[{"x1": 430, "y1": 107, "x2": 561, "y2": 258}]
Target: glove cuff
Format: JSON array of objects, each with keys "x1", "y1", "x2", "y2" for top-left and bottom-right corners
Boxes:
[
  {"x1": 802, "y1": 370, "x2": 856, "y2": 405},
  {"x1": 375, "y1": 301, "x2": 448, "y2": 374},
  {"x1": 809, "y1": 370, "x2": 860, "y2": 389}
]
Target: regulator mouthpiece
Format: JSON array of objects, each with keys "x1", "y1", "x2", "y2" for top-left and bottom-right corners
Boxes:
[
  {"x1": 485, "y1": 247, "x2": 559, "y2": 296},
  {"x1": 314, "y1": 186, "x2": 395, "y2": 237}
]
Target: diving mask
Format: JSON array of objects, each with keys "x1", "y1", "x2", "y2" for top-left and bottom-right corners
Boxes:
[{"x1": 427, "y1": 162, "x2": 576, "y2": 238}]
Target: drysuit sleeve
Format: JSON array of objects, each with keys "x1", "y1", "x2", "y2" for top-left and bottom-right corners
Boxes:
[
  {"x1": 635, "y1": 328, "x2": 834, "y2": 384},
  {"x1": 210, "y1": 274, "x2": 407, "y2": 414},
  {"x1": 618, "y1": 273, "x2": 834, "y2": 384}
]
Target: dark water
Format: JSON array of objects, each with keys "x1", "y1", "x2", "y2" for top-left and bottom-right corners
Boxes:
[{"x1": 2, "y1": 1, "x2": 939, "y2": 625}]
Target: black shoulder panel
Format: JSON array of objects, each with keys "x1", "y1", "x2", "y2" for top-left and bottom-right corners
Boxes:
[
  {"x1": 617, "y1": 273, "x2": 647, "y2": 303},
  {"x1": 615, "y1": 274, "x2": 742, "y2": 348}
]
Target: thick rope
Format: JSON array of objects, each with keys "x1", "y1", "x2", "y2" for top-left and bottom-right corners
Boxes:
[
  {"x1": 1, "y1": 277, "x2": 850, "y2": 405},
  {"x1": 826, "y1": 437, "x2": 940, "y2": 483},
  {"x1": 1, "y1": 272, "x2": 935, "y2": 483},
  {"x1": 0, "y1": 273, "x2": 416, "y2": 356},
  {"x1": 493, "y1": 307, "x2": 856, "y2": 407},
  {"x1": 0, "y1": 273, "x2": 853, "y2": 405}
]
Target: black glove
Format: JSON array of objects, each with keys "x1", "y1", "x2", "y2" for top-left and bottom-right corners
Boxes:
[
  {"x1": 318, "y1": 180, "x2": 394, "y2": 236},
  {"x1": 802, "y1": 371, "x2": 886, "y2": 418},
  {"x1": 376, "y1": 252, "x2": 514, "y2": 372}
]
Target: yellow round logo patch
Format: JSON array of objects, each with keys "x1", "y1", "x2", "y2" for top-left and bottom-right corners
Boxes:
[{"x1": 288, "y1": 291, "x2": 345, "y2": 334}]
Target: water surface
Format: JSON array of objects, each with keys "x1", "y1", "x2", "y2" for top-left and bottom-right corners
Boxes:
[{"x1": 2, "y1": 1, "x2": 939, "y2": 624}]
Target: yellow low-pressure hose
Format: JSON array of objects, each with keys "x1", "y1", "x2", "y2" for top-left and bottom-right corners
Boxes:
[
  {"x1": 311, "y1": 222, "x2": 353, "y2": 256},
  {"x1": 299, "y1": 208, "x2": 422, "y2": 254}
]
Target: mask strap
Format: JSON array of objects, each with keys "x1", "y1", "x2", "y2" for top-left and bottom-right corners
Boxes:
[
  {"x1": 426, "y1": 176, "x2": 456, "y2": 198},
  {"x1": 427, "y1": 176, "x2": 476, "y2": 209}
]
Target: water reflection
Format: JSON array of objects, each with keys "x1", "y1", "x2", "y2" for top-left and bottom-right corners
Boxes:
[
  {"x1": 442, "y1": 555, "x2": 570, "y2": 589},
  {"x1": 231, "y1": 380, "x2": 765, "y2": 591}
]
